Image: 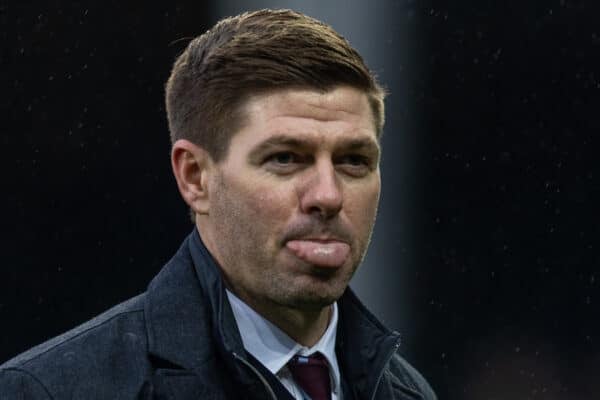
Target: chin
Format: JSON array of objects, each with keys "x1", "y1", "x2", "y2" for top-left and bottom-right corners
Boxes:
[
  {"x1": 284, "y1": 285, "x2": 345, "y2": 311},
  {"x1": 288, "y1": 298, "x2": 336, "y2": 312}
]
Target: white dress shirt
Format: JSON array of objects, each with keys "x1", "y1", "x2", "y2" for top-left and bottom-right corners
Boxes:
[{"x1": 226, "y1": 290, "x2": 342, "y2": 400}]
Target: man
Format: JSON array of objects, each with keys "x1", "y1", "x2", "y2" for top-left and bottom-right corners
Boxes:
[{"x1": 0, "y1": 9, "x2": 436, "y2": 400}]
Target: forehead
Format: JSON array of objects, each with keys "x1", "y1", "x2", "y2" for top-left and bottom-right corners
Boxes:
[{"x1": 232, "y1": 86, "x2": 378, "y2": 149}]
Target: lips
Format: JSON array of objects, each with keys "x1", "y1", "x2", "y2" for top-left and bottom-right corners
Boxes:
[{"x1": 285, "y1": 239, "x2": 350, "y2": 268}]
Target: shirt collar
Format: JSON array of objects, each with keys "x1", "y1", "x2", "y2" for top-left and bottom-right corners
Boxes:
[{"x1": 226, "y1": 289, "x2": 341, "y2": 393}]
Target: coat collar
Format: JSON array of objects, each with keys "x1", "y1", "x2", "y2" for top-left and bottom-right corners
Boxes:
[
  {"x1": 336, "y1": 289, "x2": 402, "y2": 399},
  {"x1": 143, "y1": 229, "x2": 246, "y2": 372}
]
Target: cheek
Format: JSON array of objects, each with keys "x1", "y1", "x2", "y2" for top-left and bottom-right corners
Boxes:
[
  {"x1": 346, "y1": 181, "x2": 380, "y2": 222},
  {"x1": 229, "y1": 177, "x2": 295, "y2": 228}
]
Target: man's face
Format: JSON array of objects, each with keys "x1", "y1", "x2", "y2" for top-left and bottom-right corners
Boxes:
[{"x1": 201, "y1": 86, "x2": 381, "y2": 312}]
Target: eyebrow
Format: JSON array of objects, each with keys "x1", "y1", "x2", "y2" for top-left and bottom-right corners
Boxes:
[
  {"x1": 252, "y1": 135, "x2": 306, "y2": 152},
  {"x1": 248, "y1": 134, "x2": 380, "y2": 160},
  {"x1": 343, "y1": 138, "x2": 381, "y2": 154}
]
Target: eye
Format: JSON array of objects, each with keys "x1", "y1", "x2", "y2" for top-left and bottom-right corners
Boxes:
[
  {"x1": 341, "y1": 154, "x2": 369, "y2": 166},
  {"x1": 336, "y1": 154, "x2": 373, "y2": 177},
  {"x1": 267, "y1": 152, "x2": 298, "y2": 165},
  {"x1": 263, "y1": 151, "x2": 306, "y2": 174}
]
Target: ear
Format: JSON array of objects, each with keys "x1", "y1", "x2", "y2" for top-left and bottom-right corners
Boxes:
[{"x1": 171, "y1": 139, "x2": 214, "y2": 215}]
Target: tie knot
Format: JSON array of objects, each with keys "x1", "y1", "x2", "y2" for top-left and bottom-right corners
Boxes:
[{"x1": 287, "y1": 353, "x2": 331, "y2": 400}]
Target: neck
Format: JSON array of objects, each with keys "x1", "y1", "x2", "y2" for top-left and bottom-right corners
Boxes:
[
  {"x1": 267, "y1": 303, "x2": 332, "y2": 347},
  {"x1": 236, "y1": 291, "x2": 332, "y2": 347}
]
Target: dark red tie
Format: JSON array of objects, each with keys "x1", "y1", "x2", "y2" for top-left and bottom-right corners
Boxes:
[{"x1": 287, "y1": 353, "x2": 332, "y2": 400}]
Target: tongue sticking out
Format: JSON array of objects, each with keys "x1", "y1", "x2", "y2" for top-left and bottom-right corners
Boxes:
[{"x1": 285, "y1": 240, "x2": 350, "y2": 268}]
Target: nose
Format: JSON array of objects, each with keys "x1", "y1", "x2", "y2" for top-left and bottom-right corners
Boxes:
[{"x1": 299, "y1": 160, "x2": 343, "y2": 219}]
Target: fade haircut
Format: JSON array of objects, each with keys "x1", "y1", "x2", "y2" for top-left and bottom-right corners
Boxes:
[{"x1": 165, "y1": 9, "x2": 386, "y2": 162}]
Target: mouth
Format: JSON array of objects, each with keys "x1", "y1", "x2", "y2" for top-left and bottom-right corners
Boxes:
[{"x1": 285, "y1": 238, "x2": 350, "y2": 268}]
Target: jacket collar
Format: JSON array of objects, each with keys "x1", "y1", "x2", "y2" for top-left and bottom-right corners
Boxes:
[
  {"x1": 144, "y1": 229, "x2": 247, "y2": 371},
  {"x1": 336, "y1": 289, "x2": 402, "y2": 399},
  {"x1": 144, "y1": 229, "x2": 402, "y2": 397}
]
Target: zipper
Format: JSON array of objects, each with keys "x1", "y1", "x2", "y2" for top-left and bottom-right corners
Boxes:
[
  {"x1": 232, "y1": 352, "x2": 278, "y2": 400},
  {"x1": 369, "y1": 337, "x2": 401, "y2": 400}
]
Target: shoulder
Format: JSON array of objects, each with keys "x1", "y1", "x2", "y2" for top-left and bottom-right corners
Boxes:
[
  {"x1": 385, "y1": 353, "x2": 437, "y2": 400},
  {"x1": 0, "y1": 294, "x2": 149, "y2": 398}
]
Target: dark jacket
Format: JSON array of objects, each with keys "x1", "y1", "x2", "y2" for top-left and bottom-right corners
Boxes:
[{"x1": 0, "y1": 230, "x2": 436, "y2": 399}]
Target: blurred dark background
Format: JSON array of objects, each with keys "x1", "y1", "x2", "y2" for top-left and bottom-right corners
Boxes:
[{"x1": 2, "y1": 1, "x2": 599, "y2": 399}]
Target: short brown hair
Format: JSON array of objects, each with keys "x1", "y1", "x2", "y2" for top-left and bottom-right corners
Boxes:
[{"x1": 165, "y1": 8, "x2": 386, "y2": 162}]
